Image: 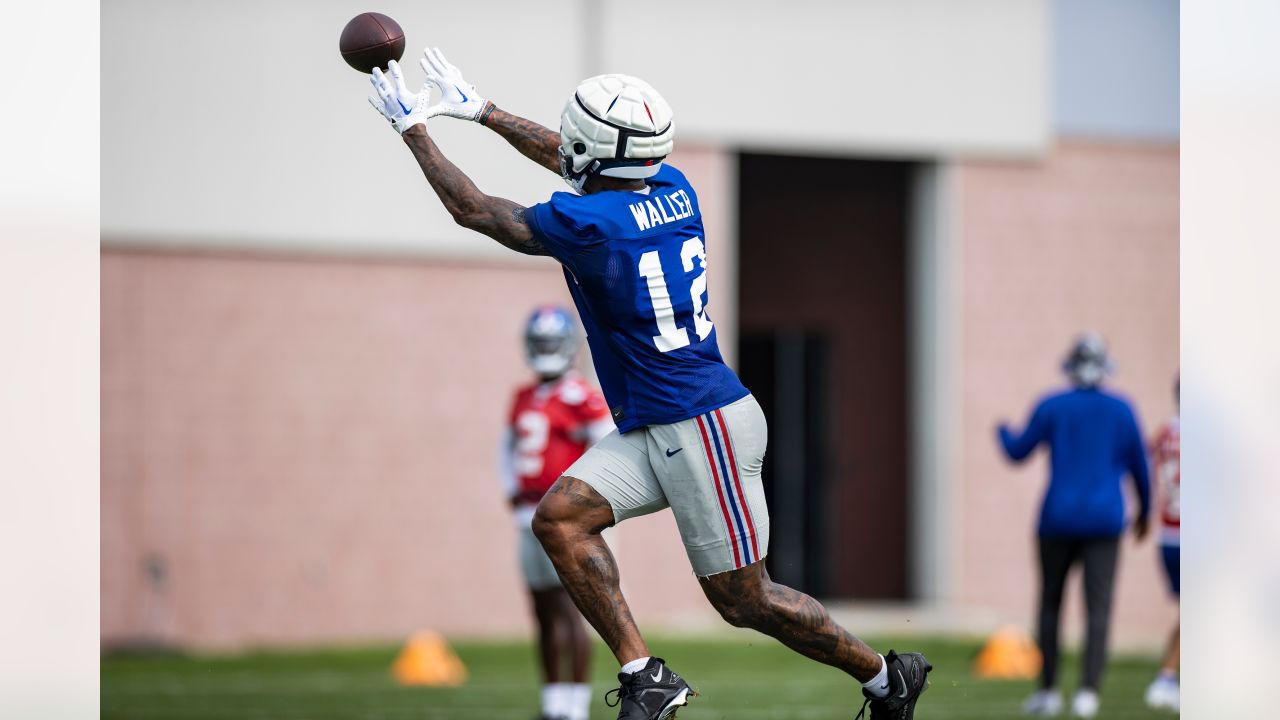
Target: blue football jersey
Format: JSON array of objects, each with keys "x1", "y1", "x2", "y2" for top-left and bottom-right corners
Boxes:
[{"x1": 527, "y1": 165, "x2": 748, "y2": 433}]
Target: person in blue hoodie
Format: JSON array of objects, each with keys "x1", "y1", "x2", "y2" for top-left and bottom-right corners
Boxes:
[{"x1": 997, "y1": 333, "x2": 1151, "y2": 719}]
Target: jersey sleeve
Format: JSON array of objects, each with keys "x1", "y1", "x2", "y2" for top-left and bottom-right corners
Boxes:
[
  {"x1": 580, "y1": 387, "x2": 615, "y2": 444},
  {"x1": 998, "y1": 397, "x2": 1053, "y2": 461},
  {"x1": 579, "y1": 386, "x2": 612, "y2": 423},
  {"x1": 557, "y1": 379, "x2": 611, "y2": 422},
  {"x1": 527, "y1": 193, "x2": 604, "y2": 266},
  {"x1": 558, "y1": 380, "x2": 614, "y2": 443}
]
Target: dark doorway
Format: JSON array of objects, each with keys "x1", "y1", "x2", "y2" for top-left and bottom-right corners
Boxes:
[{"x1": 737, "y1": 153, "x2": 911, "y2": 600}]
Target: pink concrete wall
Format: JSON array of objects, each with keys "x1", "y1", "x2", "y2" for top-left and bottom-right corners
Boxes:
[
  {"x1": 101, "y1": 251, "x2": 717, "y2": 649},
  {"x1": 953, "y1": 140, "x2": 1180, "y2": 647}
]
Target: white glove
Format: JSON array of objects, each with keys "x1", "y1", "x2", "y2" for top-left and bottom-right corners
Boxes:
[
  {"x1": 368, "y1": 60, "x2": 433, "y2": 134},
  {"x1": 419, "y1": 47, "x2": 489, "y2": 122}
]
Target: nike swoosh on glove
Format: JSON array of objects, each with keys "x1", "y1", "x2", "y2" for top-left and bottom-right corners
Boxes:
[
  {"x1": 418, "y1": 47, "x2": 488, "y2": 122},
  {"x1": 368, "y1": 59, "x2": 433, "y2": 133}
]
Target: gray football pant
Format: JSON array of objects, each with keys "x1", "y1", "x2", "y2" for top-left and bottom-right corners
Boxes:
[{"x1": 562, "y1": 394, "x2": 770, "y2": 577}]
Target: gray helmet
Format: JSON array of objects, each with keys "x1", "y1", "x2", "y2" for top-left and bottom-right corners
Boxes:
[
  {"x1": 1062, "y1": 332, "x2": 1113, "y2": 388},
  {"x1": 525, "y1": 306, "x2": 577, "y2": 378}
]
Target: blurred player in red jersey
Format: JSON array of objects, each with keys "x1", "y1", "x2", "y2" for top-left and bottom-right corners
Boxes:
[
  {"x1": 1145, "y1": 374, "x2": 1180, "y2": 711},
  {"x1": 501, "y1": 306, "x2": 613, "y2": 720}
]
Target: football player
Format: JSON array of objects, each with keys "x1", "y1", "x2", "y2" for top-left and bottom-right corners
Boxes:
[
  {"x1": 1144, "y1": 374, "x2": 1180, "y2": 711},
  {"x1": 503, "y1": 306, "x2": 613, "y2": 720},
  {"x1": 368, "y1": 49, "x2": 932, "y2": 720}
]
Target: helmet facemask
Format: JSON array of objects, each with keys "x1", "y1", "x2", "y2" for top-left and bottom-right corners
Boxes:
[{"x1": 558, "y1": 144, "x2": 597, "y2": 194}]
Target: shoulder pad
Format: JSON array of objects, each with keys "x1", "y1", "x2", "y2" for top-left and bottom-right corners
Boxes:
[{"x1": 558, "y1": 380, "x2": 588, "y2": 405}]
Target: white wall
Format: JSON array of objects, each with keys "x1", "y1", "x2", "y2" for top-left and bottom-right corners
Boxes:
[
  {"x1": 599, "y1": 0, "x2": 1049, "y2": 157},
  {"x1": 102, "y1": 0, "x2": 1049, "y2": 254},
  {"x1": 102, "y1": 0, "x2": 578, "y2": 257}
]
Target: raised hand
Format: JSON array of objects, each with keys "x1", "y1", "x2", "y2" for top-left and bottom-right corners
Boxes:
[
  {"x1": 419, "y1": 47, "x2": 490, "y2": 122},
  {"x1": 368, "y1": 60, "x2": 433, "y2": 133}
]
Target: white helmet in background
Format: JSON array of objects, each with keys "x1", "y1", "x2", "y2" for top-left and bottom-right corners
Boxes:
[{"x1": 558, "y1": 74, "x2": 674, "y2": 193}]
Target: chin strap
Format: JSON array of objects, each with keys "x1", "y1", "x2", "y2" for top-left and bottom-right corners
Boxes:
[{"x1": 560, "y1": 149, "x2": 666, "y2": 193}]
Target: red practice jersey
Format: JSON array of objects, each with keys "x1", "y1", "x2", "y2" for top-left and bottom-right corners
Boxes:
[
  {"x1": 508, "y1": 374, "x2": 611, "y2": 505},
  {"x1": 1151, "y1": 416, "x2": 1180, "y2": 546}
]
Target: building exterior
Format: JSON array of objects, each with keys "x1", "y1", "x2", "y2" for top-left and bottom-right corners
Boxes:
[{"x1": 102, "y1": 0, "x2": 1178, "y2": 649}]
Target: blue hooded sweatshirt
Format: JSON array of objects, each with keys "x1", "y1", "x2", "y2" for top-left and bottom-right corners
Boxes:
[{"x1": 999, "y1": 387, "x2": 1151, "y2": 538}]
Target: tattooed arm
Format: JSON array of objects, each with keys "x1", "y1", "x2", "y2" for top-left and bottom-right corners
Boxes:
[
  {"x1": 401, "y1": 125, "x2": 547, "y2": 256},
  {"x1": 413, "y1": 49, "x2": 561, "y2": 174},
  {"x1": 478, "y1": 103, "x2": 562, "y2": 175}
]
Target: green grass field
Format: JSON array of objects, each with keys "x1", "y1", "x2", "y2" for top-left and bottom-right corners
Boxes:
[{"x1": 102, "y1": 635, "x2": 1175, "y2": 719}]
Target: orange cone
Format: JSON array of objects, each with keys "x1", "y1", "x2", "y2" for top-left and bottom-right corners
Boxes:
[
  {"x1": 391, "y1": 631, "x2": 468, "y2": 687},
  {"x1": 972, "y1": 625, "x2": 1042, "y2": 680}
]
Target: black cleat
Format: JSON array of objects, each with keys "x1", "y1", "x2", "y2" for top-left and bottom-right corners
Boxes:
[
  {"x1": 605, "y1": 657, "x2": 695, "y2": 720},
  {"x1": 855, "y1": 650, "x2": 933, "y2": 720}
]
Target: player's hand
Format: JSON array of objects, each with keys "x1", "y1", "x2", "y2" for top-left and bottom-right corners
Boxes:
[
  {"x1": 419, "y1": 47, "x2": 489, "y2": 122},
  {"x1": 368, "y1": 60, "x2": 432, "y2": 133}
]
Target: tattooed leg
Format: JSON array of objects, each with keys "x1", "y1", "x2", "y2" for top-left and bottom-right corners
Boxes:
[
  {"x1": 533, "y1": 476, "x2": 650, "y2": 665},
  {"x1": 699, "y1": 560, "x2": 883, "y2": 681}
]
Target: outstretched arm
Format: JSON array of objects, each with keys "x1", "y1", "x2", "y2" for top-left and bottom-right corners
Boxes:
[
  {"x1": 480, "y1": 104, "x2": 561, "y2": 174},
  {"x1": 368, "y1": 63, "x2": 546, "y2": 256},
  {"x1": 417, "y1": 48, "x2": 562, "y2": 175},
  {"x1": 997, "y1": 401, "x2": 1050, "y2": 462},
  {"x1": 401, "y1": 125, "x2": 546, "y2": 256}
]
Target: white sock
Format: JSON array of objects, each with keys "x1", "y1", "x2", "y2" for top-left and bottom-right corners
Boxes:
[
  {"x1": 862, "y1": 654, "x2": 891, "y2": 699},
  {"x1": 557, "y1": 683, "x2": 575, "y2": 717},
  {"x1": 541, "y1": 684, "x2": 559, "y2": 716},
  {"x1": 620, "y1": 657, "x2": 651, "y2": 675},
  {"x1": 568, "y1": 683, "x2": 592, "y2": 720}
]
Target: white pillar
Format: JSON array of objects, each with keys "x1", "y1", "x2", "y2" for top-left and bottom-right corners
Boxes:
[{"x1": 909, "y1": 161, "x2": 961, "y2": 604}]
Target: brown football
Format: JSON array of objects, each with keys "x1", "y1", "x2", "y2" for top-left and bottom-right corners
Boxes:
[{"x1": 339, "y1": 12, "x2": 405, "y2": 73}]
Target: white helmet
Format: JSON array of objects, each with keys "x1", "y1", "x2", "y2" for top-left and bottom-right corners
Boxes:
[{"x1": 558, "y1": 74, "x2": 674, "y2": 193}]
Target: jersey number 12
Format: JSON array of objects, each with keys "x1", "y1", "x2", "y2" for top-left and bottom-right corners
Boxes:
[{"x1": 638, "y1": 236, "x2": 714, "y2": 352}]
